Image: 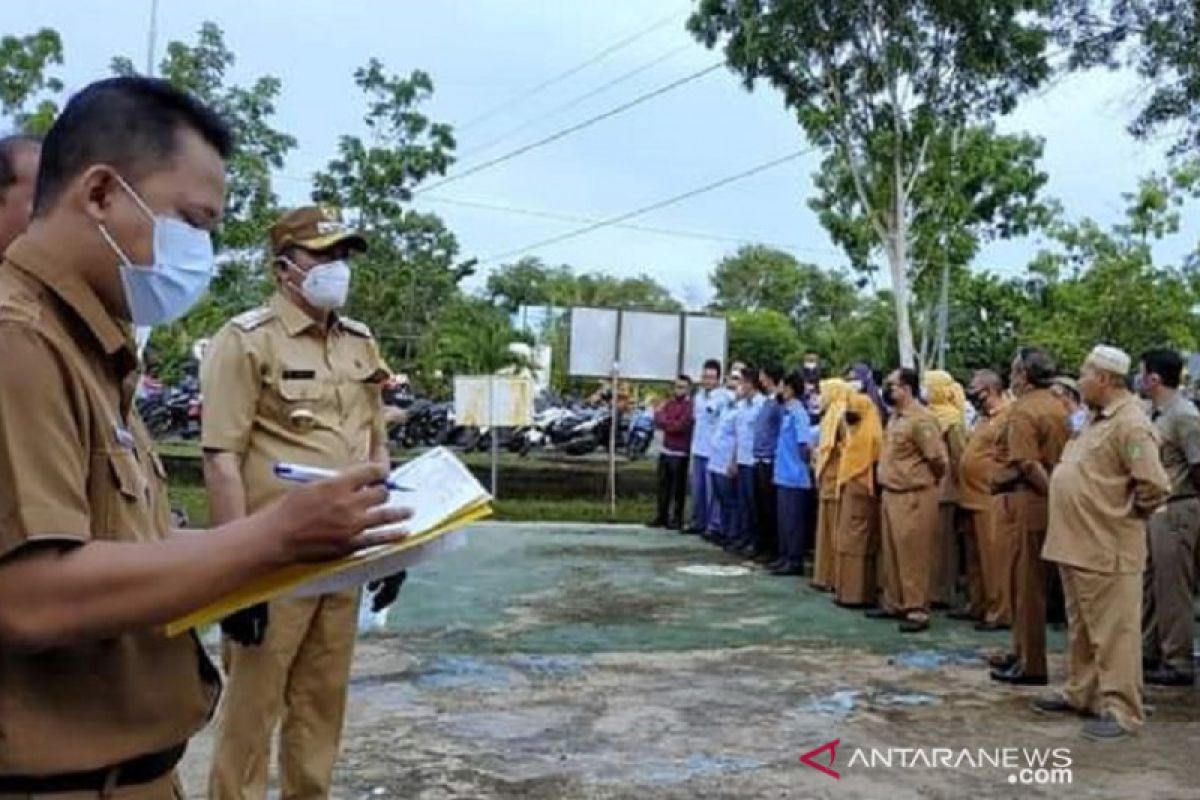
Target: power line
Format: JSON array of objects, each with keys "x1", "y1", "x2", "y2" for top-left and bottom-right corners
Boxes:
[
  {"x1": 421, "y1": 193, "x2": 841, "y2": 258},
  {"x1": 418, "y1": 62, "x2": 723, "y2": 195},
  {"x1": 477, "y1": 148, "x2": 813, "y2": 264},
  {"x1": 456, "y1": 8, "x2": 685, "y2": 132},
  {"x1": 460, "y1": 44, "x2": 692, "y2": 159}
]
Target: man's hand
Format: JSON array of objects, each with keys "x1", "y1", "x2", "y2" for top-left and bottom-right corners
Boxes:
[
  {"x1": 726, "y1": 463, "x2": 738, "y2": 478},
  {"x1": 264, "y1": 463, "x2": 413, "y2": 563},
  {"x1": 368, "y1": 571, "x2": 407, "y2": 613},
  {"x1": 221, "y1": 603, "x2": 268, "y2": 646}
]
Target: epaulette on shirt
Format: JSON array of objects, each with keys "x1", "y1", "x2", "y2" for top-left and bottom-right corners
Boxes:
[
  {"x1": 338, "y1": 317, "x2": 373, "y2": 338},
  {"x1": 231, "y1": 306, "x2": 276, "y2": 331}
]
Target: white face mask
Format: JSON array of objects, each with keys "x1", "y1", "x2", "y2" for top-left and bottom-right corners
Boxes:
[
  {"x1": 98, "y1": 173, "x2": 215, "y2": 326},
  {"x1": 286, "y1": 258, "x2": 351, "y2": 310}
]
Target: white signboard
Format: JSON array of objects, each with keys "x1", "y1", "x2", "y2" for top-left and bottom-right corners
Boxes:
[
  {"x1": 682, "y1": 315, "x2": 728, "y2": 381},
  {"x1": 617, "y1": 311, "x2": 682, "y2": 381},
  {"x1": 568, "y1": 307, "x2": 619, "y2": 377},
  {"x1": 453, "y1": 376, "x2": 534, "y2": 427}
]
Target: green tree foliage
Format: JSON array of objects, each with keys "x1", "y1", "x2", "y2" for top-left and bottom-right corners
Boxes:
[
  {"x1": 689, "y1": 0, "x2": 1063, "y2": 366},
  {"x1": 487, "y1": 256, "x2": 681, "y2": 314},
  {"x1": 727, "y1": 309, "x2": 803, "y2": 369},
  {"x1": 421, "y1": 297, "x2": 532, "y2": 392},
  {"x1": 312, "y1": 60, "x2": 469, "y2": 373},
  {"x1": 0, "y1": 29, "x2": 63, "y2": 133}
]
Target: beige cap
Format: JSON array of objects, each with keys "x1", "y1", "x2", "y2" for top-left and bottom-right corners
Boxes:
[
  {"x1": 1085, "y1": 345, "x2": 1131, "y2": 375},
  {"x1": 1052, "y1": 375, "x2": 1080, "y2": 396}
]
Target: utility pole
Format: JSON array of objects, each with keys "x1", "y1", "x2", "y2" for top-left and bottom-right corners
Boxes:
[{"x1": 145, "y1": 0, "x2": 159, "y2": 76}]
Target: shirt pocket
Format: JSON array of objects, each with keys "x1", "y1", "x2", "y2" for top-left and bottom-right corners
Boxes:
[
  {"x1": 90, "y1": 447, "x2": 152, "y2": 541},
  {"x1": 272, "y1": 371, "x2": 330, "y2": 431}
]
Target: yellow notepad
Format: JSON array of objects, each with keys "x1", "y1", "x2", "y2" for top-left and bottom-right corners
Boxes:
[{"x1": 166, "y1": 447, "x2": 492, "y2": 636}]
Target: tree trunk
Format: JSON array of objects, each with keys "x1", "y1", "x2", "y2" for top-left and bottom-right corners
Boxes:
[
  {"x1": 886, "y1": 227, "x2": 916, "y2": 369},
  {"x1": 935, "y1": 258, "x2": 951, "y2": 370}
]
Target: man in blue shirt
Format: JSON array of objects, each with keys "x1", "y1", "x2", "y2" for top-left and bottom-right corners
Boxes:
[
  {"x1": 773, "y1": 370, "x2": 814, "y2": 576},
  {"x1": 730, "y1": 366, "x2": 763, "y2": 553},
  {"x1": 752, "y1": 365, "x2": 785, "y2": 562},
  {"x1": 687, "y1": 359, "x2": 734, "y2": 534}
]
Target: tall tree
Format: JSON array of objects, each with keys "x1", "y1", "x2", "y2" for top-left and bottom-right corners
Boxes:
[
  {"x1": 312, "y1": 60, "x2": 469, "y2": 370},
  {"x1": 727, "y1": 309, "x2": 803, "y2": 369},
  {"x1": 690, "y1": 0, "x2": 1063, "y2": 366},
  {"x1": 486, "y1": 257, "x2": 682, "y2": 314},
  {"x1": 0, "y1": 29, "x2": 63, "y2": 133}
]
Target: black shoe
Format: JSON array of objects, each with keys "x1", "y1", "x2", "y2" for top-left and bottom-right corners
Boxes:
[
  {"x1": 987, "y1": 652, "x2": 1017, "y2": 670},
  {"x1": 834, "y1": 600, "x2": 870, "y2": 610},
  {"x1": 864, "y1": 608, "x2": 897, "y2": 620},
  {"x1": 765, "y1": 559, "x2": 786, "y2": 571},
  {"x1": 975, "y1": 620, "x2": 1009, "y2": 632},
  {"x1": 947, "y1": 608, "x2": 977, "y2": 621},
  {"x1": 1031, "y1": 694, "x2": 1076, "y2": 715},
  {"x1": 991, "y1": 665, "x2": 1048, "y2": 686},
  {"x1": 1146, "y1": 665, "x2": 1195, "y2": 687},
  {"x1": 770, "y1": 564, "x2": 804, "y2": 576},
  {"x1": 684, "y1": 526, "x2": 705, "y2": 535},
  {"x1": 899, "y1": 617, "x2": 930, "y2": 634},
  {"x1": 646, "y1": 518, "x2": 667, "y2": 529},
  {"x1": 1081, "y1": 713, "x2": 1128, "y2": 742}
]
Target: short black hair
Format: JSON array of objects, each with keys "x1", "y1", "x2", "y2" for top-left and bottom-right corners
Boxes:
[
  {"x1": 702, "y1": 358, "x2": 722, "y2": 378},
  {"x1": 675, "y1": 374, "x2": 693, "y2": 385},
  {"x1": 896, "y1": 367, "x2": 921, "y2": 394},
  {"x1": 1014, "y1": 347, "x2": 1057, "y2": 388},
  {"x1": 738, "y1": 365, "x2": 757, "y2": 385},
  {"x1": 973, "y1": 368, "x2": 1005, "y2": 393},
  {"x1": 0, "y1": 135, "x2": 40, "y2": 197},
  {"x1": 783, "y1": 369, "x2": 806, "y2": 398},
  {"x1": 1141, "y1": 348, "x2": 1184, "y2": 389},
  {"x1": 34, "y1": 76, "x2": 233, "y2": 216},
  {"x1": 760, "y1": 363, "x2": 784, "y2": 384}
]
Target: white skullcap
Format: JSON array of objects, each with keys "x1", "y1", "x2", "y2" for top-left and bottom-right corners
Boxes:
[{"x1": 1086, "y1": 345, "x2": 1131, "y2": 375}]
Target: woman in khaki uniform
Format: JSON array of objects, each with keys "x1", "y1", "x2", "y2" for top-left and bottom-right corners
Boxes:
[
  {"x1": 924, "y1": 371, "x2": 969, "y2": 610},
  {"x1": 834, "y1": 392, "x2": 883, "y2": 607},
  {"x1": 812, "y1": 378, "x2": 851, "y2": 592}
]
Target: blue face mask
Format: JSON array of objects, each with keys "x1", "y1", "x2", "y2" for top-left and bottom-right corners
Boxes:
[{"x1": 98, "y1": 173, "x2": 215, "y2": 326}]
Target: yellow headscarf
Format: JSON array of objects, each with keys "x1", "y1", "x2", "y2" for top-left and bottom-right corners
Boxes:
[
  {"x1": 815, "y1": 378, "x2": 852, "y2": 479},
  {"x1": 924, "y1": 370, "x2": 966, "y2": 432},
  {"x1": 837, "y1": 392, "x2": 883, "y2": 492}
]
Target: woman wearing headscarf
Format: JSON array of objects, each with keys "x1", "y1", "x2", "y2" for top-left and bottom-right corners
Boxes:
[
  {"x1": 812, "y1": 378, "x2": 852, "y2": 592},
  {"x1": 834, "y1": 391, "x2": 884, "y2": 607},
  {"x1": 848, "y1": 362, "x2": 888, "y2": 423},
  {"x1": 924, "y1": 370, "x2": 970, "y2": 611}
]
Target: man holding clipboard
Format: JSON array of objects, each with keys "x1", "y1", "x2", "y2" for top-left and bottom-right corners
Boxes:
[{"x1": 201, "y1": 206, "x2": 404, "y2": 800}]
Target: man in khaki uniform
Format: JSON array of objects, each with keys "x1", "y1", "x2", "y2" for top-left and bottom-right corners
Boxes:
[
  {"x1": 0, "y1": 78, "x2": 405, "y2": 798},
  {"x1": 204, "y1": 206, "x2": 403, "y2": 800},
  {"x1": 0, "y1": 134, "x2": 40, "y2": 253},
  {"x1": 990, "y1": 348, "x2": 1070, "y2": 686},
  {"x1": 1137, "y1": 348, "x2": 1200, "y2": 687},
  {"x1": 866, "y1": 367, "x2": 947, "y2": 633},
  {"x1": 960, "y1": 370, "x2": 1012, "y2": 630},
  {"x1": 1036, "y1": 346, "x2": 1170, "y2": 741}
]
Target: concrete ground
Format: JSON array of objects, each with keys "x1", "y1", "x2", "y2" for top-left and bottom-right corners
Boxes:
[{"x1": 180, "y1": 522, "x2": 1200, "y2": 799}]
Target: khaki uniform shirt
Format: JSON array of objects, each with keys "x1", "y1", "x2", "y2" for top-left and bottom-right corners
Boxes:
[
  {"x1": 994, "y1": 387, "x2": 1070, "y2": 528},
  {"x1": 1151, "y1": 392, "x2": 1200, "y2": 500},
  {"x1": 878, "y1": 403, "x2": 947, "y2": 492},
  {"x1": 201, "y1": 292, "x2": 388, "y2": 514},
  {"x1": 1044, "y1": 393, "x2": 1171, "y2": 574},
  {"x1": 958, "y1": 407, "x2": 1009, "y2": 512},
  {"x1": 0, "y1": 238, "x2": 219, "y2": 776}
]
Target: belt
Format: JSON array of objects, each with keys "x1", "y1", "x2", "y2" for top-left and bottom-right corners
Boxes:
[
  {"x1": 0, "y1": 743, "x2": 185, "y2": 794},
  {"x1": 754, "y1": 457, "x2": 774, "y2": 465}
]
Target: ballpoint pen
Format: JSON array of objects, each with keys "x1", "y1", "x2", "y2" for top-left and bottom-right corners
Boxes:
[{"x1": 274, "y1": 462, "x2": 413, "y2": 492}]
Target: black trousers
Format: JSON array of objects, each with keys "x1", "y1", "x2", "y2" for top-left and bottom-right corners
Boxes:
[
  {"x1": 753, "y1": 461, "x2": 779, "y2": 558},
  {"x1": 655, "y1": 454, "x2": 689, "y2": 525}
]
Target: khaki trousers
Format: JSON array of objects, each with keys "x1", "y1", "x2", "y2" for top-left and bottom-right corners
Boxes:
[
  {"x1": 880, "y1": 487, "x2": 940, "y2": 617},
  {"x1": 834, "y1": 481, "x2": 878, "y2": 606},
  {"x1": 1060, "y1": 566, "x2": 1144, "y2": 732},
  {"x1": 209, "y1": 591, "x2": 360, "y2": 800},
  {"x1": 979, "y1": 498, "x2": 1017, "y2": 626},
  {"x1": 997, "y1": 492, "x2": 1048, "y2": 675},
  {"x1": 813, "y1": 495, "x2": 840, "y2": 590},
  {"x1": 930, "y1": 503, "x2": 961, "y2": 608},
  {"x1": 1142, "y1": 499, "x2": 1200, "y2": 673},
  {"x1": 960, "y1": 510, "x2": 987, "y2": 618}
]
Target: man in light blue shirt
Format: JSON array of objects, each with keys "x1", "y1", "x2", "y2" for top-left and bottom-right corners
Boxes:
[
  {"x1": 687, "y1": 359, "x2": 734, "y2": 534},
  {"x1": 772, "y1": 370, "x2": 814, "y2": 576},
  {"x1": 706, "y1": 381, "x2": 742, "y2": 546},
  {"x1": 731, "y1": 368, "x2": 763, "y2": 553}
]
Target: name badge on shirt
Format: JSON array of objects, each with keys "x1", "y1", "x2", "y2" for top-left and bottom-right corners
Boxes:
[{"x1": 114, "y1": 424, "x2": 136, "y2": 450}]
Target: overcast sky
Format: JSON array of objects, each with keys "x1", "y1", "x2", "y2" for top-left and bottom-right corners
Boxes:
[{"x1": 7, "y1": 0, "x2": 1194, "y2": 307}]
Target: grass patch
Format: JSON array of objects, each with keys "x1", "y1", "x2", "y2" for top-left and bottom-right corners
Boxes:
[
  {"x1": 492, "y1": 496, "x2": 656, "y2": 524},
  {"x1": 170, "y1": 484, "x2": 654, "y2": 527}
]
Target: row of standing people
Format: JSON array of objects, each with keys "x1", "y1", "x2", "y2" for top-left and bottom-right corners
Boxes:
[{"x1": 651, "y1": 345, "x2": 1197, "y2": 743}]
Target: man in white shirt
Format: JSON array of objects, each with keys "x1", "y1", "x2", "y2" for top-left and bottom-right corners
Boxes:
[{"x1": 686, "y1": 359, "x2": 734, "y2": 535}]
